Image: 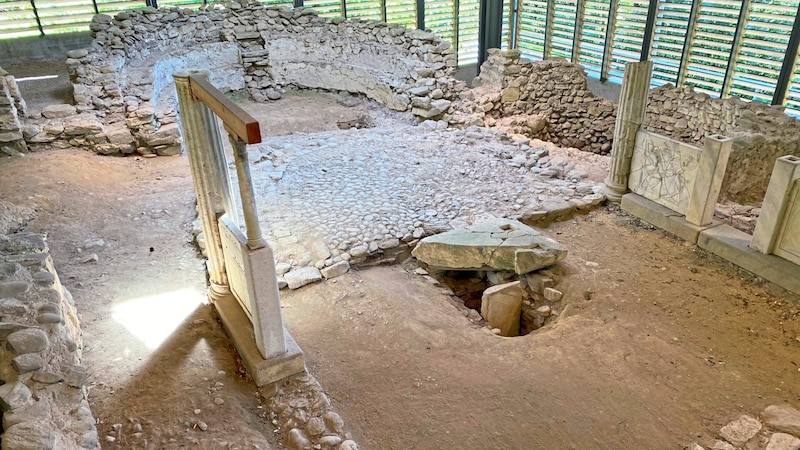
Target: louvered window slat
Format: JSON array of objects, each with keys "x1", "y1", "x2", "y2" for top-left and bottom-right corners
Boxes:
[
  {"x1": 517, "y1": 0, "x2": 548, "y2": 60},
  {"x1": 457, "y1": 0, "x2": 480, "y2": 65},
  {"x1": 607, "y1": 0, "x2": 648, "y2": 82},
  {"x1": 346, "y1": 0, "x2": 381, "y2": 21},
  {"x1": 306, "y1": 0, "x2": 343, "y2": 18},
  {"x1": 385, "y1": 0, "x2": 416, "y2": 27}
]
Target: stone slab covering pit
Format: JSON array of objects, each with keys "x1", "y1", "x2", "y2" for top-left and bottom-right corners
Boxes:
[
  {"x1": 0, "y1": 232, "x2": 99, "y2": 449},
  {"x1": 411, "y1": 218, "x2": 566, "y2": 274}
]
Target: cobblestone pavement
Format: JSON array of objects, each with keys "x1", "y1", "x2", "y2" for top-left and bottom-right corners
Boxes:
[{"x1": 241, "y1": 120, "x2": 604, "y2": 272}]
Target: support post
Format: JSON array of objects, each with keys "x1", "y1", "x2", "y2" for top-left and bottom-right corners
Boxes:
[
  {"x1": 685, "y1": 135, "x2": 732, "y2": 226},
  {"x1": 229, "y1": 136, "x2": 267, "y2": 250},
  {"x1": 600, "y1": 0, "x2": 618, "y2": 81},
  {"x1": 602, "y1": 61, "x2": 653, "y2": 202},
  {"x1": 173, "y1": 70, "x2": 237, "y2": 300},
  {"x1": 751, "y1": 155, "x2": 800, "y2": 254},
  {"x1": 478, "y1": 0, "x2": 503, "y2": 68},
  {"x1": 772, "y1": 2, "x2": 800, "y2": 106},
  {"x1": 416, "y1": 0, "x2": 424, "y2": 30},
  {"x1": 640, "y1": 0, "x2": 658, "y2": 61}
]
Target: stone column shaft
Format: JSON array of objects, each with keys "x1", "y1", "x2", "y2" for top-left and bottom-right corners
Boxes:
[
  {"x1": 602, "y1": 61, "x2": 653, "y2": 202},
  {"x1": 174, "y1": 69, "x2": 237, "y2": 298}
]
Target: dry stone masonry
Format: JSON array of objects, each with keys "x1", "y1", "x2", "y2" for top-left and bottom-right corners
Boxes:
[
  {"x1": 691, "y1": 404, "x2": 800, "y2": 450},
  {"x1": 50, "y1": 2, "x2": 464, "y2": 156},
  {"x1": 0, "y1": 67, "x2": 28, "y2": 157},
  {"x1": 450, "y1": 49, "x2": 617, "y2": 155},
  {"x1": 450, "y1": 49, "x2": 800, "y2": 206},
  {"x1": 0, "y1": 232, "x2": 99, "y2": 449}
]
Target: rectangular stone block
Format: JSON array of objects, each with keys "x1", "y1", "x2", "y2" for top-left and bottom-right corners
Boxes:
[{"x1": 621, "y1": 192, "x2": 678, "y2": 231}]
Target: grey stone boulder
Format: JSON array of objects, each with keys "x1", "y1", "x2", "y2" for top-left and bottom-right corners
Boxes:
[
  {"x1": 763, "y1": 404, "x2": 800, "y2": 436},
  {"x1": 143, "y1": 123, "x2": 180, "y2": 147},
  {"x1": 0, "y1": 382, "x2": 31, "y2": 411},
  {"x1": 480, "y1": 281, "x2": 523, "y2": 337},
  {"x1": 1, "y1": 421, "x2": 56, "y2": 449},
  {"x1": 11, "y1": 354, "x2": 43, "y2": 374},
  {"x1": 41, "y1": 104, "x2": 77, "y2": 119},
  {"x1": 412, "y1": 218, "x2": 566, "y2": 274},
  {"x1": 284, "y1": 267, "x2": 322, "y2": 290},
  {"x1": 321, "y1": 261, "x2": 350, "y2": 279},
  {"x1": 6, "y1": 328, "x2": 49, "y2": 354},
  {"x1": 64, "y1": 116, "x2": 103, "y2": 135},
  {"x1": 719, "y1": 415, "x2": 761, "y2": 447},
  {"x1": 766, "y1": 433, "x2": 800, "y2": 450}
]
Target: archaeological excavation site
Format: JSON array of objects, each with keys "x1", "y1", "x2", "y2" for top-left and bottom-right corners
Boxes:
[{"x1": 1, "y1": 0, "x2": 800, "y2": 448}]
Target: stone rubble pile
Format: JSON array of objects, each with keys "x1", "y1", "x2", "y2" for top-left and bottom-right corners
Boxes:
[
  {"x1": 447, "y1": 49, "x2": 800, "y2": 206},
  {"x1": 691, "y1": 404, "x2": 800, "y2": 450},
  {"x1": 0, "y1": 232, "x2": 99, "y2": 449},
  {"x1": 0, "y1": 67, "x2": 28, "y2": 157},
  {"x1": 266, "y1": 372, "x2": 360, "y2": 450},
  {"x1": 50, "y1": 2, "x2": 464, "y2": 156},
  {"x1": 448, "y1": 49, "x2": 617, "y2": 155}
]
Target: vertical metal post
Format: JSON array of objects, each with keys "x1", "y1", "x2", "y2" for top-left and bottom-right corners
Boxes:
[
  {"x1": 571, "y1": 0, "x2": 585, "y2": 63},
  {"x1": 454, "y1": 0, "x2": 460, "y2": 62},
  {"x1": 416, "y1": 0, "x2": 425, "y2": 29},
  {"x1": 721, "y1": 0, "x2": 750, "y2": 97},
  {"x1": 28, "y1": 0, "x2": 43, "y2": 36},
  {"x1": 543, "y1": 0, "x2": 554, "y2": 58},
  {"x1": 478, "y1": 0, "x2": 503, "y2": 67},
  {"x1": 91, "y1": 0, "x2": 99, "y2": 15},
  {"x1": 640, "y1": 0, "x2": 659, "y2": 61},
  {"x1": 341, "y1": 0, "x2": 347, "y2": 18},
  {"x1": 295, "y1": 0, "x2": 303, "y2": 7},
  {"x1": 380, "y1": 0, "x2": 387, "y2": 22},
  {"x1": 772, "y1": 2, "x2": 800, "y2": 105},
  {"x1": 512, "y1": 0, "x2": 523, "y2": 49},
  {"x1": 229, "y1": 136, "x2": 267, "y2": 250},
  {"x1": 173, "y1": 70, "x2": 237, "y2": 300},
  {"x1": 600, "y1": 0, "x2": 618, "y2": 81},
  {"x1": 676, "y1": 0, "x2": 699, "y2": 86}
]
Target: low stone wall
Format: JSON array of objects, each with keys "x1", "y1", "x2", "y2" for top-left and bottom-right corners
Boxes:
[
  {"x1": 0, "y1": 232, "x2": 99, "y2": 449},
  {"x1": 645, "y1": 86, "x2": 800, "y2": 204},
  {"x1": 49, "y1": 2, "x2": 463, "y2": 155},
  {"x1": 449, "y1": 49, "x2": 617, "y2": 155},
  {"x1": 450, "y1": 49, "x2": 800, "y2": 204},
  {"x1": 0, "y1": 67, "x2": 28, "y2": 157}
]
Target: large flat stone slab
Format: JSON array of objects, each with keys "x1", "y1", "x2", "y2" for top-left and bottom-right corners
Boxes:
[
  {"x1": 480, "y1": 281, "x2": 523, "y2": 337},
  {"x1": 411, "y1": 218, "x2": 566, "y2": 274}
]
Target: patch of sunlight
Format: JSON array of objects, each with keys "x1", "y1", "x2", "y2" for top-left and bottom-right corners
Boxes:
[
  {"x1": 111, "y1": 288, "x2": 206, "y2": 349},
  {"x1": 16, "y1": 75, "x2": 58, "y2": 82}
]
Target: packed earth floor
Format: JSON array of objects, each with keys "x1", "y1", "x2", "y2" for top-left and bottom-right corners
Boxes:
[{"x1": 0, "y1": 88, "x2": 799, "y2": 449}]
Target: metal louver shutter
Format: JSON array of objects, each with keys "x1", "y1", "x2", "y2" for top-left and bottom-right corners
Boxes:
[
  {"x1": 305, "y1": 0, "x2": 343, "y2": 18},
  {"x1": 649, "y1": 0, "x2": 692, "y2": 86},
  {"x1": 726, "y1": 0, "x2": 798, "y2": 104},
  {"x1": 426, "y1": 0, "x2": 455, "y2": 44},
  {"x1": 783, "y1": 47, "x2": 800, "y2": 115},
  {"x1": 35, "y1": 0, "x2": 94, "y2": 34},
  {"x1": 517, "y1": 0, "x2": 548, "y2": 60},
  {"x1": 550, "y1": 0, "x2": 576, "y2": 60},
  {"x1": 385, "y1": 0, "x2": 416, "y2": 28},
  {"x1": 0, "y1": 0, "x2": 40, "y2": 38},
  {"x1": 682, "y1": 0, "x2": 741, "y2": 95},
  {"x1": 607, "y1": 0, "x2": 648, "y2": 82},
  {"x1": 457, "y1": 0, "x2": 481, "y2": 65},
  {"x1": 95, "y1": 0, "x2": 146, "y2": 14},
  {"x1": 577, "y1": 0, "x2": 611, "y2": 78},
  {"x1": 346, "y1": 0, "x2": 382, "y2": 21}
]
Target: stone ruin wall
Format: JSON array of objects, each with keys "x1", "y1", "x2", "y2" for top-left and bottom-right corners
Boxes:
[
  {"x1": 0, "y1": 231, "x2": 99, "y2": 449},
  {"x1": 449, "y1": 49, "x2": 617, "y2": 155},
  {"x1": 32, "y1": 3, "x2": 464, "y2": 156},
  {"x1": 0, "y1": 68, "x2": 28, "y2": 157},
  {"x1": 452, "y1": 49, "x2": 800, "y2": 205}
]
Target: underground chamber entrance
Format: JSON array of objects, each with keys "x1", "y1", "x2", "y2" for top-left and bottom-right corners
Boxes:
[{"x1": 419, "y1": 265, "x2": 569, "y2": 337}]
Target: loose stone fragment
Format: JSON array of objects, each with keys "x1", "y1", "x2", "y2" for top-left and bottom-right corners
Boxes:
[
  {"x1": 480, "y1": 281, "x2": 523, "y2": 337},
  {"x1": 284, "y1": 267, "x2": 323, "y2": 290},
  {"x1": 719, "y1": 415, "x2": 761, "y2": 447},
  {"x1": 762, "y1": 405, "x2": 800, "y2": 436}
]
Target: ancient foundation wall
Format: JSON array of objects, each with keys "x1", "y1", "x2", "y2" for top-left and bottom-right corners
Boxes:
[
  {"x1": 0, "y1": 67, "x2": 28, "y2": 157},
  {"x1": 0, "y1": 232, "x2": 99, "y2": 449},
  {"x1": 47, "y1": 3, "x2": 463, "y2": 156},
  {"x1": 452, "y1": 49, "x2": 800, "y2": 204}
]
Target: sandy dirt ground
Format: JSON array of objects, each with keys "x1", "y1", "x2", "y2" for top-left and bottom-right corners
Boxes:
[{"x1": 0, "y1": 89, "x2": 798, "y2": 449}]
